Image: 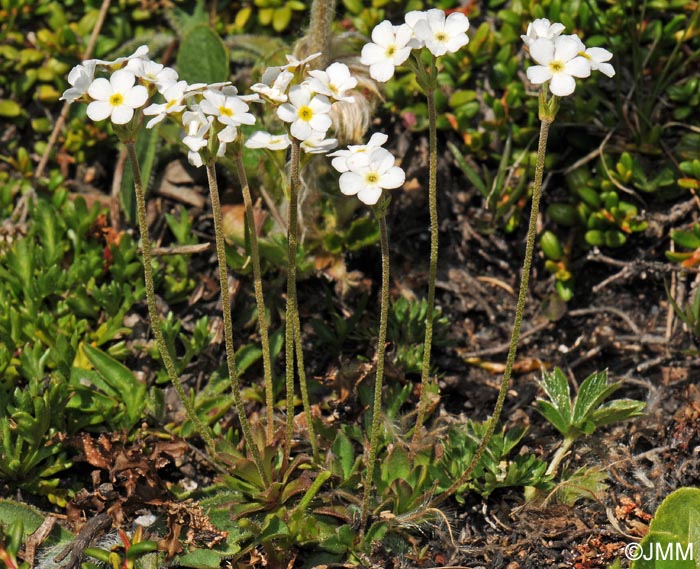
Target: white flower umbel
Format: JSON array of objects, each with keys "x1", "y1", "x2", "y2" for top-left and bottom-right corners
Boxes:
[
  {"x1": 245, "y1": 131, "x2": 292, "y2": 151},
  {"x1": 251, "y1": 68, "x2": 294, "y2": 103},
  {"x1": 526, "y1": 36, "x2": 591, "y2": 97},
  {"x1": 200, "y1": 89, "x2": 256, "y2": 127},
  {"x1": 306, "y1": 62, "x2": 357, "y2": 103},
  {"x1": 60, "y1": 60, "x2": 97, "y2": 103},
  {"x1": 86, "y1": 69, "x2": 149, "y2": 124},
  {"x1": 410, "y1": 9, "x2": 470, "y2": 57},
  {"x1": 277, "y1": 84, "x2": 332, "y2": 141},
  {"x1": 301, "y1": 135, "x2": 338, "y2": 154},
  {"x1": 328, "y1": 132, "x2": 388, "y2": 172},
  {"x1": 521, "y1": 18, "x2": 565, "y2": 47},
  {"x1": 360, "y1": 21, "x2": 414, "y2": 82},
  {"x1": 338, "y1": 147, "x2": 405, "y2": 205},
  {"x1": 143, "y1": 80, "x2": 188, "y2": 128},
  {"x1": 583, "y1": 47, "x2": 615, "y2": 78}
]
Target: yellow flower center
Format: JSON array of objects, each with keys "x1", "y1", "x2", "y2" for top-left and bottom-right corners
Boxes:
[
  {"x1": 435, "y1": 31, "x2": 448, "y2": 42},
  {"x1": 166, "y1": 99, "x2": 178, "y2": 109},
  {"x1": 109, "y1": 93, "x2": 124, "y2": 107},
  {"x1": 298, "y1": 105, "x2": 313, "y2": 121},
  {"x1": 549, "y1": 61, "x2": 564, "y2": 73},
  {"x1": 366, "y1": 172, "x2": 379, "y2": 184},
  {"x1": 219, "y1": 106, "x2": 233, "y2": 117},
  {"x1": 385, "y1": 45, "x2": 396, "y2": 57}
]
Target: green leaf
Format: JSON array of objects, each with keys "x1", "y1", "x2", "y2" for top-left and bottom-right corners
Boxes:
[
  {"x1": 671, "y1": 228, "x2": 700, "y2": 251},
  {"x1": 589, "y1": 399, "x2": 646, "y2": 427},
  {"x1": 539, "y1": 368, "x2": 572, "y2": 425},
  {"x1": 632, "y1": 488, "x2": 700, "y2": 569},
  {"x1": 82, "y1": 343, "x2": 147, "y2": 429},
  {"x1": 0, "y1": 99, "x2": 21, "y2": 117},
  {"x1": 537, "y1": 400, "x2": 569, "y2": 437},
  {"x1": 176, "y1": 24, "x2": 229, "y2": 84},
  {"x1": 572, "y1": 370, "x2": 617, "y2": 425}
]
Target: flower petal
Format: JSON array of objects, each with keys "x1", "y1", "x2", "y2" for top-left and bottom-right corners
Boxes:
[
  {"x1": 86, "y1": 101, "x2": 113, "y2": 121},
  {"x1": 371, "y1": 20, "x2": 395, "y2": 47},
  {"x1": 526, "y1": 65, "x2": 552, "y2": 85},
  {"x1": 529, "y1": 38, "x2": 555, "y2": 65},
  {"x1": 553, "y1": 36, "x2": 580, "y2": 62},
  {"x1": 339, "y1": 172, "x2": 363, "y2": 196},
  {"x1": 123, "y1": 85, "x2": 149, "y2": 108},
  {"x1": 369, "y1": 61, "x2": 396, "y2": 82},
  {"x1": 565, "y1": 56, "x2": 591, "y2": 78},
  {"x1": 357, "y1": 186, "x2": 383, "y2": 205},
  {"x1": 597, "y1": 62, "x2": 615, "y2": 78},
  {"x1": 87, "y1": 77, "x2": 113, "y2": 101},
  {"x1": 110, "y1": 105, "x2": 134, "y2": 124},
  {"x1": 380, "y1": 166, "x2": 405, "y2": 189},
  {"x1": 110, "y1": 69, "x2": 136, "y2": 92},
  {"x1": 549, "y1": 73, "x2": 576, "y2": 96}
]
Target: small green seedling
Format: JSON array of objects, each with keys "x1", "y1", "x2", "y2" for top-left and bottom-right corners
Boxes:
[{"x1": 536, "y1": 368, "x2": 645, "y2": 478}]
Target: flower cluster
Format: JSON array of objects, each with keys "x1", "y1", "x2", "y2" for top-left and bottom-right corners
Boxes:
[
  {"x1": 330, "y1": 133, "x2": 405, "y2": 206},
  {"x1": 522, "y1": 18, "x2": 615, "y2": 97},
  {"x1": 61, "y1": 46, "x2": 261, "y2": 167},
  {"x1": 360, "y1": 9, "x2": 470, "y2": 82},
  {"x1": 247, "y1": 54, "x2": 358, "y2": 154}
]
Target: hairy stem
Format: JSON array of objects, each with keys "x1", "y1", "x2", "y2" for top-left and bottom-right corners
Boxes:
[
  {"x1": 411, "y1": 77, "x2": 439, "y2": 456},
  {"x1": 306, "y1": 0, "x2": 336, "y2": 69},
  {"x1": 284, "y1": 140, "x2": 302, "y2": 467},
  {"x1": 361, "y1": 208, "x2": 391, "y2": 527},
  {"x1": 428, "y1": 117, "x2": 552, "y2": 508},
  {"x1": 233, "y1": 153, "x2": 275, "y2": 447},
  {"x1": 126, "y1": 142, "x2": 216, "y2": 451},
  {"x1": 206, "y1": 162, "x2": 269, "y2": 487},
  {"x1": 294, "y1": 309, "x2": 319, "y2": 461}
]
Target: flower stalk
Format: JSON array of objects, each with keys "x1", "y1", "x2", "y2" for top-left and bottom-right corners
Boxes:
[
  {"x1": 428, "y1": 97, "x2": 554, "y2": 508},
  {"x1": 232, "y1": 152, "x2": 275, "y2": 447},
  {"x1": 361, "y1": 199, "x2": 391, "y2": 528},
  {"x1": 206, "y1": 161, "x2": 269, "y2": 487},
  {"x1": 411, "y1": 56, "x2": 439, "y2": 456},
  {"x1": 125, "y1": 141, "x2": 216, "y2": 451},
  {"x1": 283, "y1": 140, "x2": 302, "y2": 467}
]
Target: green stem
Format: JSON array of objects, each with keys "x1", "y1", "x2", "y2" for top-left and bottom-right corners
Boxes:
[
  {"x1": 411, "y1": 75, "x2": 439, "y2": 457},
  {"x1": 233, "y1": 153, "x2": 275, "y2": 447},
  {"x1": 428, "y1": 116, "x2": 553, "y2": 508},
  {"x1": 294, "y1": 308, "x2": 319, "y2": 461},
  {"x1": 361, "y1": 208, "x2": 391, "y2": 528},
  {"x1": 284, "y1": 140, "x2": 302, "y2": 467},
  {"x1": 205, "y1": 162, "x2": 269, "y2": 487},
  {"x1": 125, "y1": 142, "x2": 216, "y2": 451},
  {"x1": 545, "y1": 436, "x2": 575, "y2": 478}
]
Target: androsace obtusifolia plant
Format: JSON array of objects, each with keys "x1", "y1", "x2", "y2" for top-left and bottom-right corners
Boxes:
[{"x1": 54, "y1": 6, "x2": 644, "y2": 563}]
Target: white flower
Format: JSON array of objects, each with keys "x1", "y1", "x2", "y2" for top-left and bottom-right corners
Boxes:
[
  {"x1": 582, "y1": 47, "x2": 615, "y2": 78},
  {"x1": 281, "y1": 52, "x2": 322, "y2": 72},
  {"x1": 86, "y1": 69, "x2": 149, "y2": 124},
  {"x1": 521, "y1": 18, "x2": 566, "y2": 47},
  {"x1": 277, "y1": 84, "x2": 332, "y2": 141},
  {"x1": 245, "y1": 131, "x2": 291, "y2": 151},
  {"x1": 182, "y1": 107, "x2": 213, "y2": 167},
  {"x1": 301, "y1": 135, "x2": 338, "y2": 154},
  {"x1": 306, "y1": 63, "x2": 357, "y2": 103},
  {"x1": 338, "y1": 147, "x2": 405, "y2": 205},
  {"x1": 61, "y1": 60, "x2": 97, "y2": 102},
  {"x1": 410, "y1": 9, "x2": 470, "y2": 57},
  {"x1": 405, "y1": 11, "x2": 428, "y2": 48},
  {"x1": 526, "y1": 36, "x2": 591, "y2": 96},
  {"x1": 143, "y1": 80, "x2": 188, "y2": 128},
  {"x1": 360, "y1": 21, "x2": 414, "y2": 82},
  {"x1": 217, "y1": 124, "x2": 239, "y2": 156},
  {"x1": 126, "y1": 58, "x2": 178, "y2": 90},
  {"x1": 251, "y1": 68, "x2": 294, "y2": 103},
  {"x1": 329, "y1": 132, "x2": 388, "y2": 172},
  {"x1": 199, "y1": 89, "x2": 256, "y2": 127}
]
